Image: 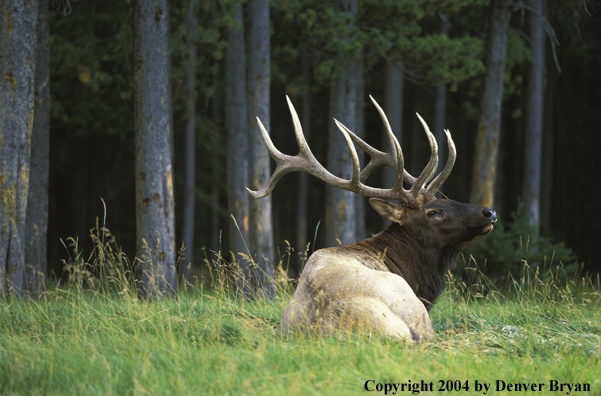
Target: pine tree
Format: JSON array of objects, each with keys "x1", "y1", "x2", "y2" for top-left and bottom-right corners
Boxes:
[
  {"x1": 0, "y1": 0, "x2": 39, "y2": 297},
  {"x1": 133, "y1": 0, "x2": 177, "y2": 298}
]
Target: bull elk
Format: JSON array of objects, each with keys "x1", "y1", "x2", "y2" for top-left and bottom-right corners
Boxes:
[{"x1": 247, "y1": 96, "x2": 497, "y2": 341}]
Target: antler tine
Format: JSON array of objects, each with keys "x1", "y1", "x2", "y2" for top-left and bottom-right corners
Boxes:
[
  {"x1": 426, "y1": 129, "x2": 456, "y2": 194},
  {"x1": 246, "y1": 117, "x2": 298, "y2": 198},
  {"x1": 345, "y1": 129, "x2": 420, "y2": 185},
  {"x1": 343, "y1": 128, "x2": 388, "y2": 182},
  {"x1": 408, "y1": 113, "x2": 439, "y2": 198},
  {"x1": 286, "y1": 95, "x2": 315, "y2": 160},
  {"x1": 336, "y1": 96, "x2": 416, "y2": 185},
  {"x1": 344, "y1": 98, "x2": 418, "y2": 186},
  {"x1": 248, "y1": 98, "x2": 362, "y2": 199},
  {"x1": 333, "y1": 119, "x2": 362, "y2": 187},
  {"x1": 419, "y1": 113, "x2": 440, "y2": 185},
  {"x1": 284, "y1": 96, "x2": 354, "y2": 186},
  {"x1": 369, "y1": 95, "x2": 405, "y2": 191}
]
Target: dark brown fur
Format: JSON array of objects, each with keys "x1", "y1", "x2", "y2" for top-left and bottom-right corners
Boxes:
[{"x1": 338, "y1": 194, "x2": 496, "y2": 309}]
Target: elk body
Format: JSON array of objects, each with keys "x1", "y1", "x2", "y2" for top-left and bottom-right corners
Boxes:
[{"x1": 247, "y1": 96, "x2": 497, "y2": 341}]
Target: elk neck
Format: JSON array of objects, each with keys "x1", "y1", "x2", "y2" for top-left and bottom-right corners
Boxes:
[{"x1": 346, "y1": 222, "x2": 461, "y2": 310}]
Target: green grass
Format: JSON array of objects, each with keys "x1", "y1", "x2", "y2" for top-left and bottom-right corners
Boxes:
[{"x1": 1, "y1": 271, "x2": 600, "y2": 396}]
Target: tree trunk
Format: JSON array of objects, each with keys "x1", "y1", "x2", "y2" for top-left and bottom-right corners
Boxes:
[
  {"x1": 326, "y1": 0, "x2": 360, "y2": 247},
  {"x1": 133, "y1": 0, "x2": 177, "y2": 299},
  {"x1": 182, "y1": 0, "x2": 199, "y2": 285},
  {"x1": 540, "y1": 66, "x2": 553, "y2": 234},
  {"x1": 24, "y1": 0, "x2": 50, "y2": 296},
  {"x1": 382, "y1": 60, "x2": 404, "y2": 227},
  {"x1": 522, "y1": 0, "x2": 546, "y2": 228},
  {"x1": 211, "y1": 184, "x2": 221, "y2": 253},
  {"x1": 355, "y1": 53, "x2": 365, "y2": 242},
  {"x1": 434, "y1": 84, "x2": 447, "y2": 177},
  {"x1": 433, "y1": 15, "x2": 449, "y2": 190},
  {"x1": 297, "y1": 55, "x2": 312, "y2": 272},
  {"x1": 224, "y1": 4, "x2": 250, "y2": 293},
  {"x1": 383, "y1": 61, "x2": 404, "y2": 189},
  {"x1": 0, "y1": 0, "x2": 38, "y2": 298},
  {"x1": 247, "y1": 0, "x2": 275, "y2": 297},
  {"x1": 211, "y1": 91, "x2": 222, "y2": 255},
  {"x1": 469, "y1": 0, "x2": 513, "y2": 209}
]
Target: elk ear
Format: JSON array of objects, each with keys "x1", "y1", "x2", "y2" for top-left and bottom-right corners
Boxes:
[{"x1": 369, "y1": 198, "x2": 407, "y2": 224}]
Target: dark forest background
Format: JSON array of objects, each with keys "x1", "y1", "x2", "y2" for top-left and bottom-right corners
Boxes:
[{"x1": 46, "y1": 0, "x2": 600, "y2": 283}]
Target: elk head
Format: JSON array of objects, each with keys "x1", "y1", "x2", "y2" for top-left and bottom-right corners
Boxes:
[{"x1": 370, "y1": 194, "x2": 496, "y2": 253}]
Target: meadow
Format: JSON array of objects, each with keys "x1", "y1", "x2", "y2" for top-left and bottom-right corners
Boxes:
[{"x1": 1, "y1": 257, "x2": 600, "y2": 396}]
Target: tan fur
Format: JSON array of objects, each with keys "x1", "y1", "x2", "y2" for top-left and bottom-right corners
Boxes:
[{"x1": 281, "y1": 248, "x2": 435, "y2": 342}]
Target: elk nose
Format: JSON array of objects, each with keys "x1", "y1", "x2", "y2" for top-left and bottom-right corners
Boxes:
[{"x1": 482, "y1": 208, "x2": 497, "y2": 223}]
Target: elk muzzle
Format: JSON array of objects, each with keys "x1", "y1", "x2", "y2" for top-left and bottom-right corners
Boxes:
[{"x1": 477, "y1": 207, "x2": 497, "y2": 234}]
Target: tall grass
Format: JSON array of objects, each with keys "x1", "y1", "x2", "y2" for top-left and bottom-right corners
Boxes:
[{"x1": 1, "y1": 225, "x2": 600, "y2": 395}]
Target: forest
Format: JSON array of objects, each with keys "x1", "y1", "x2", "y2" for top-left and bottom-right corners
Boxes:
[{"x1": 1, "y1": 0, "x2": 601, "y2": 297}]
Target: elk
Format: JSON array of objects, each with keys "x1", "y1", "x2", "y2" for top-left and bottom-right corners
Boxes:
[{"x1": 247, "y1": 96, "x2": 497, "y2": 341}]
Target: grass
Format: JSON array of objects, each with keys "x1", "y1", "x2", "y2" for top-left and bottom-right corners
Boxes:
[
  {"x1": 1, "y1": 220, "x2": 600, "y2": 395},
  {"x1": 1, "y1": 267, "x2": 600, "y2": 396}
]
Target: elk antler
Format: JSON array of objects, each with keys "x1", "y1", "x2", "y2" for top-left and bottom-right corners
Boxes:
[{"x1": 246, "y1": 96, "x2": 456, "y2": 206}]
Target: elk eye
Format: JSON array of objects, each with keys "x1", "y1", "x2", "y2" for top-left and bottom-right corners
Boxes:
[{"x1": 427, "y1": 210, "x2": 443, "y2": 219}]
